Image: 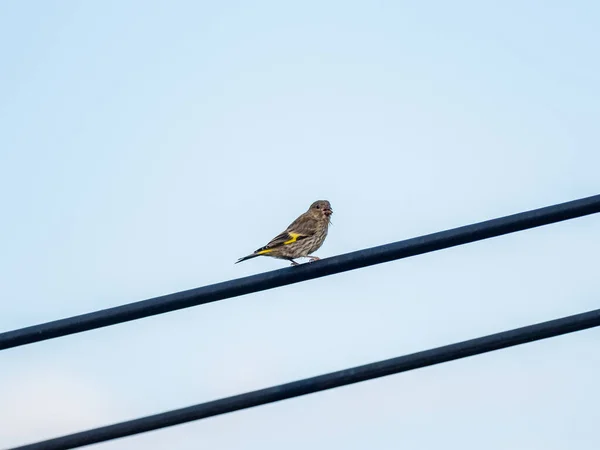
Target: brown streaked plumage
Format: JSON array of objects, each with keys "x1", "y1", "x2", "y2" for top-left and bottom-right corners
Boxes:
[{"x1": 236, "y1": 200, "x2": 333, "y2": 266}]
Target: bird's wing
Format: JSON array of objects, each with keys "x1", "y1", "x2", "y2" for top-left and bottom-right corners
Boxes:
[{"x1": 254, "y1": 213, "x2": 318, "y2": 253}]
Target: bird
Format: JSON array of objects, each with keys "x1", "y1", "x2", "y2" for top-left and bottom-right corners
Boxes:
[{"x1": 236, "y1": 200, "x2": 333, "y2": 266}]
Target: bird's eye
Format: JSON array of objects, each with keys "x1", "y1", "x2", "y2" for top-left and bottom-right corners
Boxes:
[{"x1": 316, "y1": 205, "x2": 320, "y2": 209}]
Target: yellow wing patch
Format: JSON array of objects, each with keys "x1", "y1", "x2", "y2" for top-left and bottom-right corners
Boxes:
[
  {"x1": 283, "y1": 232, "x2": 302, "y2": 245},
  {"x1": 257, "y1": 249, "x2": 274, "y2": 255}
]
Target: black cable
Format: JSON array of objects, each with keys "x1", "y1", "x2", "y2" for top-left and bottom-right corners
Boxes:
[
  {"x1": 1, "y1": 194, "x2": 599, "y2": 352},
  {"x1": 10, "y1": 307, "x2": 600, "y2": 450}
]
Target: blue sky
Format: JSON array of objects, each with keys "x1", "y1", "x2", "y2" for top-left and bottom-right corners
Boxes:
[{"x1": 1, "y1": 1, "x2": 599, "y2": 448}]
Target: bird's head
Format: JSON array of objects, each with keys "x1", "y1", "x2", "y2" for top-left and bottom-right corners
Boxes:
[{"x1": 309, "y1": 200, "x2": 333, "y2": 220}]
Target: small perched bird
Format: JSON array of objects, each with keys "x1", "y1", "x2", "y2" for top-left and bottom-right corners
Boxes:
[{"x1": 236, "y1": 200, "x2": 333, "y2": 266}]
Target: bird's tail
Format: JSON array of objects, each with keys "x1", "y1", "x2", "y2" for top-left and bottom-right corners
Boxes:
[{"x1": 235, "y1": 253, "x2": 260, "y2": 264}]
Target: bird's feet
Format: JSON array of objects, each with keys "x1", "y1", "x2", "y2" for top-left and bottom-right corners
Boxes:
[
  {"x1": 290, "y1": 260, "x2": 299, "y2": 266},
  {"x1": 308, "y1": 256, "x2": 320, "y2": 263}
]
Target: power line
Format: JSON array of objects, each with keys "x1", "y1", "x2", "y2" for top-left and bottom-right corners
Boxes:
[
  {"x1": 1, "y1": 194, "x2": 600, "y2": 352},
  {"x1": 11, "y1": 307, "x2": 600, "y2": 450}
]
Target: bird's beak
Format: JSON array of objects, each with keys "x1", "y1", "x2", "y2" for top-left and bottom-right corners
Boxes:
[{"x1": 324, "y1": 208, "x2": 333, "y2": 216}]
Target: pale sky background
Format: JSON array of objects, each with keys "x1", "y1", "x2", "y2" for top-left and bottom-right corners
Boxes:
[{"x1": 1, "y1": 1, "x2": 599, "y2": 449}]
